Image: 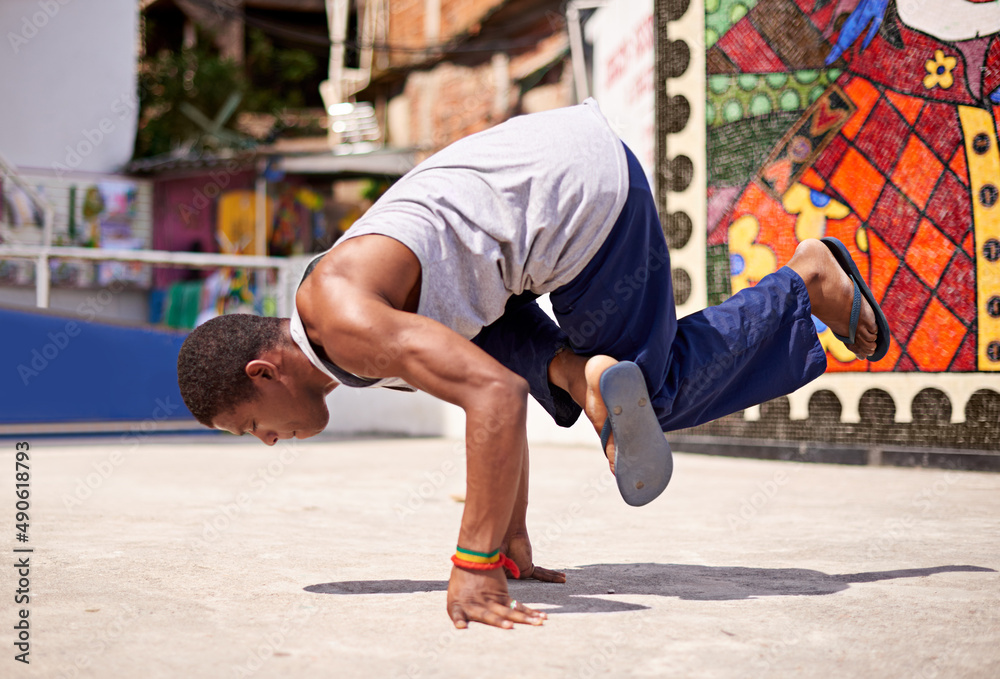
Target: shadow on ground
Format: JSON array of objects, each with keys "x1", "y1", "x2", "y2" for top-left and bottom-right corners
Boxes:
[{"x1": 304, "y1": 563, "x2": 995, "y2": 614}]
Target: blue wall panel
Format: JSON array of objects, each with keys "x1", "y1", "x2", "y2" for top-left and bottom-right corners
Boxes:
[{"x1": 0, "y1": 307, "x2": 193, "y2": 424}]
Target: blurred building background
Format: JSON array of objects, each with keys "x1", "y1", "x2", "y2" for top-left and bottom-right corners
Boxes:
[{"x1": 0, "y1": 0, "x2": 598, "y2": 328}]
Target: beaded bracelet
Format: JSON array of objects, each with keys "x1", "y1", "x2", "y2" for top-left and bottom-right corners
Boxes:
[{"x1": 451, "y1": 546, "x2": 520, "y2": 579}]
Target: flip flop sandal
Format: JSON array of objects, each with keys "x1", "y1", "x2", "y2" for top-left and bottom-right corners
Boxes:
[
  {"x1": 599, "y1": 361, "x2": 673, "y2": 506},
  {"x1": 820, "y1": 237, "x2": 891, "y2": 362}
]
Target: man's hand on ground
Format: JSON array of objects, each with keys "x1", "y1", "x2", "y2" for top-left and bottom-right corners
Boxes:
[
  {"x1": 447, "y1": 566, "x2": 547, "y2": 629},
  {"x1": 500, "y1": 531, "x2": 566, "y2": 583}
]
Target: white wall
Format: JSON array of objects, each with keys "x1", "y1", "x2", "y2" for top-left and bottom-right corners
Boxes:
[
  {"x1": 323, "y1": 387, "x2": 600, "y2": 448},
  {"x1": 0, "y1": 286, "x2": 150, "y2": 324},
  {"x1": 0, "y1": 0, "x2": 139, "y2": 174},
  {"x1": 323, "y1": 386, "x2": 447, "y2": 438},
  {"x1": 588, "y1": 0, "x2": 656, "y2": 185}
]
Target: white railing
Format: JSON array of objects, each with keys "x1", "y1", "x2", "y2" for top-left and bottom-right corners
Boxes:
[
  {"x1": 0, "y1": 151, "x2": 56, "y2": 307},
  {"x1": 0, "y1": 244, "x2": 297, "y2": 317},
  {"x1": 1, "y1": 149, "x2": 297, "y2": 316}
]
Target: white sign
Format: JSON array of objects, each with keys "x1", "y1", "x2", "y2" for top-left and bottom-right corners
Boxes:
[{"x1": 589, "y1": 0, "x2": 656, "y2": 188}]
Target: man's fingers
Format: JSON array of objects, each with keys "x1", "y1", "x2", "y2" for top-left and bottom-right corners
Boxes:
[
  {"x1": 487, "y1": 601, "x2": 544, "y2": 626},
  {"x1": 512, "y1": 600, "x2": 548, "y2": 621},
  {"x1": 450, "y1": 601, "x2": 548, "y2": 629},
  {"x1": 530, "y1": 566, "x2": 567, "y2": 583},
  {"x1": 448, "y1": 603, "x2": 469, "y2": 630},
  {"x1": 455, "y1": 601, "x2": 519, "y2": 629},
  {"x1": 477, "y1": 604, "x2": 515, "y2": 629}
]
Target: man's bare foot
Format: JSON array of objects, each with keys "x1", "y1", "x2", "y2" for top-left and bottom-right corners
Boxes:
[
  {"x1": 787, "y1": 239, "x2": 878, "y2": 360},
  {"x1": 547, "y1": 350, "x2": 618, "y2": 472},
  {"x1": 584, "y1": 355, "x2": 619, "y2": 472}
]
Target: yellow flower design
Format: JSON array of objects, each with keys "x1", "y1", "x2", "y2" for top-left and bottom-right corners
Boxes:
[
  {"x1": 782, "y1": 183, "x2": 850, "y2": 242},
  {"x1": 855, "y1": 226, "x2": 868, "y2": 253},
  {"x1": 814, "y1": 320, "x2": 858, "y2": 364},
  {"x1": 923, "y1": 50, "x2": 957, "y2": 90},
  {"x1": 728, "y1": 215, "x2": 777, "y2": 294}
]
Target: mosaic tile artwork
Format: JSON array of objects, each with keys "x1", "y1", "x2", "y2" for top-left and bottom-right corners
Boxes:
[{"x1": 706, "y1": 0, "x2": 1000, "y2": 374}]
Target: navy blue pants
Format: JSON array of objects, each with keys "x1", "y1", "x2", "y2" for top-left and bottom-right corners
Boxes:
[{"x1": 472, "y1": 145, "x2": 827, "y2": 431}]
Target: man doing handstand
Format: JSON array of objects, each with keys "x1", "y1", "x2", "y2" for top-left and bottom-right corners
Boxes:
[{"x1": 177, "y1": 100, "x2": 889, "y2": 630}]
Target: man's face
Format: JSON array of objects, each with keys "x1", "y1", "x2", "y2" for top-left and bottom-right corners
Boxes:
[
  {"x1": 212, "y1": 383, "x2": 330, "y2": 445},
  {"x1": 897, "y1": 0, "x2": 1000, "y2": 42}
]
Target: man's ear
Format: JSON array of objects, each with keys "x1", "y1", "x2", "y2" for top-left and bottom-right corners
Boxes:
[{"x1": 245, "y1": 359, "x2": 278, "y2": 382}]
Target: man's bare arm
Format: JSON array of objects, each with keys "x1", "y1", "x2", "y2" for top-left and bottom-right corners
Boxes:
[
  {"x1": 501, "y1": 443, "x2": 566, "y2": 584},
  {"x1": 298, "y1": 263, "x2": 546, "y2": 627}
]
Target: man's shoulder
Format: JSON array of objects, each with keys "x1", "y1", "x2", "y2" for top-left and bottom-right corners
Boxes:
[{"x1": 297, "y1": 235, "x2": 422, "y2": 320}]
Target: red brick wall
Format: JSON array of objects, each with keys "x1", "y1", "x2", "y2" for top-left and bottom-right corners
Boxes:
[
  {"x1": 385, "y1": 0, "x2": 505, "y2": 68},
  {"x1": 378, "y1": 0, "x2": 572, "y2": 154},
  {"x1": 404, "y1": 61, "x2": 499, "y2": 156},
  {"x1": 439, "y1": 0, "x2": 500, "y2": 38},
  {"x1": 386, "y1": 0, "x2": 425, "y2": 54}
]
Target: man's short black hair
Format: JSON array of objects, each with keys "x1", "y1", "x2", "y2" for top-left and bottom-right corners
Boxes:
[{"x1": 177, "y1": 314, "x2": 288, "y2": 427}]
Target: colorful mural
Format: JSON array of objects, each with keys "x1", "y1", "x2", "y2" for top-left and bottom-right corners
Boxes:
[{"x1": 705, "y1": 0, "x2": 1000, "y2": 374}]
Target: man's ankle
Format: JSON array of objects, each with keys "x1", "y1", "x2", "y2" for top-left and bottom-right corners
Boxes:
[{"x1": 548, "y1": 349, "x2": 587, "y2": 407}]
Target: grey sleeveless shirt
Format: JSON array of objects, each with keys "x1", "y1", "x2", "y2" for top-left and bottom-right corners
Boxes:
[{"x1": 290, "y1": 99, "x2": 629, "y2": 389}]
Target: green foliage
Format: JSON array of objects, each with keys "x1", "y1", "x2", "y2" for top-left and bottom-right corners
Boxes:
[
  {"x1": 361, "y1": 178, "x2": 392, "y2": 203},
  {"x1": 136, "y1": 34, "x2": 248, "y2": 158},
  {"x1": 135, "y1": 25, "x2": 321, "y2": 159},
  {"x1": 244, "y1": 28, "x2": 318, "y2": 111}
]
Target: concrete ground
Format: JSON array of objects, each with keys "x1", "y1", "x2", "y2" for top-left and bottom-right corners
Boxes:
[{"x1": 3, "y1": 434, "x2": 999, "y2": 679}]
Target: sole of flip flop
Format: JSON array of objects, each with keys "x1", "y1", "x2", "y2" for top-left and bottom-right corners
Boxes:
[
  {"x1": 819, "y1": 237, "x2": 891, "y2": 362},
  {"x1": 599, "y1": 361, "x2": 673, "y2": 506}
]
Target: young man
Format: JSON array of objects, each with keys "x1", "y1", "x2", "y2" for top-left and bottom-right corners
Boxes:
[{"x1": 178, "y1": 100, "x2": 889, "y2": 630}]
